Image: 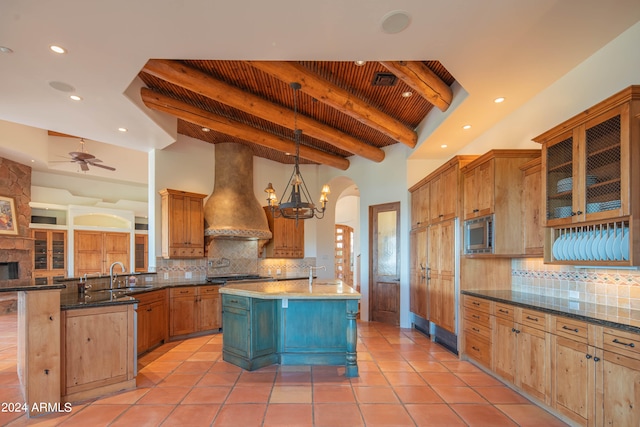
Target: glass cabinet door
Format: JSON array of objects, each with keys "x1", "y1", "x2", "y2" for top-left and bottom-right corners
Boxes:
[
  {"x1": 51, "y1": 231, "x2": 66, "y2": 270},
  {"x1": 33, "y1": 230, "x2": 48, "y2": 270},
  {"x1": 545, "y1": 133, "x2": 574, "y2": 224}
]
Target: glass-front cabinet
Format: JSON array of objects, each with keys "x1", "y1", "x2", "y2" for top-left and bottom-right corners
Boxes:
[
  {"x1": 32, "y1": 229, "x2": 67, "y2": 281},
  {"x1": 535, "y1": 85, "x2": 640, "y2": 265}
]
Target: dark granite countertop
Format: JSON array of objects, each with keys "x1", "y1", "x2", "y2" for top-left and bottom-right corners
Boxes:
[
  {"x1": 0, "y1": 279, "x2": 66, "y2": 293},
  {"x1": 462, "y1": 289, "x2": 640, "y2": 334}
]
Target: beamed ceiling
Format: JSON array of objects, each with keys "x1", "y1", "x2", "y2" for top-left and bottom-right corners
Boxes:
[{"x1": 138, "y1": 60, "x2": 455, "y2": 170}]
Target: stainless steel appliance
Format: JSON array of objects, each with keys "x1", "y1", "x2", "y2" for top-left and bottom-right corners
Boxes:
[{"x1": 464, "y1": 214, "x2": 494, "y2": 254}]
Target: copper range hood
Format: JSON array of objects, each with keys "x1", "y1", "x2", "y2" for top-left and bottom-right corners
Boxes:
[{"x1": 204, "y1": 143, "x2": 272, "y2": 240}]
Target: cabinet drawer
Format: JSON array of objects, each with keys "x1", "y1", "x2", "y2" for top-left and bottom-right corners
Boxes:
[
  {"x1": 135, "y1": 289, "x2": 166, "y2": 305},
  {"x1": 464, "y1": 296, "x2": 491, "y2": 314},
  {"x1": 520, "y1": 309, "x2": 546, "y2": 330},
  {"x1": 494, "y1": 303, "x2": 515, "y2": 320},
  {"x1": 465, "y1": 318, "x2": 491, "y2": 340},
  {"x1": 465, "y1": 333, "x2": 491, "y2": 367},
  {"x1": 464, "y1": 307, "x2": 491, "y2": 327},
  {"x1": 200, "y1": 285, "x2": 221, "y2": 295},
  {"x1": 170, "y1": 287, "x2": 196, "y2": 298},
  {"x1": 555, "y1": 317, "x2": 588, "y2": 343},
  {"x1": 603, "y1": 328, "x2": 640, "y2": 359},
  {"x1": 222, "y1": 294, "x2": 249, "y2": 310}
]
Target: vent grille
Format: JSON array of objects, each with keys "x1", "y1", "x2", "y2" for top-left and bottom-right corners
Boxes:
[{"x1": 371, "y1": 72, "x2": 397, "y2": 86}]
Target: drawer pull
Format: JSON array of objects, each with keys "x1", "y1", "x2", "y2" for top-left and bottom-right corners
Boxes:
[
  {"x1": 473, "y1": 209, "x2": 479, "y2": 213},
  {"x1": 612, "y1": 338, "x2": 635, "y2": 348},
  {"x1": 229, "y1": 299, "x2": 239, "y2": 304},
  {"x1": 498, "y1": 309, "x2": 509, "y2": 314},
  {"x1": 526, "y1": 316, "x2": 539, "y2": 322},
  {"x1": 511, "y1": 328, "x2": 520, "y2": 334},
  {"x1": 472, "y1": 315, "x2": 480, "y2": 319},
  {"x1": 562, "y1": 325, "x2": 579, "y2": 333},
  {"x1": 472, "y1": 346, "x2": 480, "y2": 351},
  {"x1": 472, "y1": 327, "x2": 480, "y2": 333},
  {"x1": 472, "y1": 301, "x2": 480, "y2": 306},
  {"x1": 179, "y1": 290, "x2": 189, "y2": 294}
]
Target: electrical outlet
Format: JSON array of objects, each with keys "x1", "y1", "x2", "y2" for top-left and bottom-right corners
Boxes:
[
  {"x1": 268, "y1": 269, "x2": 272, "y2": 276},
  {"x1": 163, "y1": 272, "x2": 169, "y2": 280},
  {"x1": 185, "y1": 271, "x2": 192, "y2": 279},
  {"x1": 145, "y1": 276, "x2": 153, "y2": 282},
  {"x1": 276, "y1": 268, "x2": 282, "y2": 275}
]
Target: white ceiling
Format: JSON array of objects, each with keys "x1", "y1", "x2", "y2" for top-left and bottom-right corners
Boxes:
[{"x1": 1, "y1": 0, "x2": 640, "y2": 180}]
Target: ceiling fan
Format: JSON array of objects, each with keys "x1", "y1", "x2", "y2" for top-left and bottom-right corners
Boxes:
[{"x1": 59, "y1": 138, "x2": 116, "y2": 172}]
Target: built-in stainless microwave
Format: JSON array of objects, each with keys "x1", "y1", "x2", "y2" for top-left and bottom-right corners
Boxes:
[{"x1": 464, "y1": 214, "x2": 494, "y2": 254}]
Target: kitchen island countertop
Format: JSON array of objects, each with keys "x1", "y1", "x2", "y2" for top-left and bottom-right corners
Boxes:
[{"x1": 219, "y1": 279, "x2": 361, "y2": 300}]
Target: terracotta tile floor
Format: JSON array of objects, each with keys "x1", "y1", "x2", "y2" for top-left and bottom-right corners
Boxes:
[{"x1": 0, "y1": 313, "x2": 569, "y2": 426}]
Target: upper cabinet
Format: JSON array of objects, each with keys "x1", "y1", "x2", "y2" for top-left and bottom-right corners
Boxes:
[
  {"x1": 160, "y1": 189, "x2": 207, "y2": 259},
  {"x1": 31, "y1": 229, "x2": 66, "y2": 280},
  {"x1": 534, "y1": 86, "x2": 640, "y2": 265},
  {"x1": 263, "y1": 207, "x2": 305, "y2": 258},
  {"x1": 461, "y1": 150, "x2": 541, "y2": 256},
  {"x1": 520, "y1": 157, "x2": 545, "y2": 256},
  {"x1": 409, "y1": 155, "x2": 477, "y2": 230}
]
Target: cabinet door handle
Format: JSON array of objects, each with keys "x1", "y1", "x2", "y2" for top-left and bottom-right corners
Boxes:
[
  {"x1": 473, "y1": 208, "x2": 479, "y2": 213},
  {"x1": 147, "y1": 308, "x2": 152, "y2": 312},
  {"x1": 585, "y1": 354, "x2": 592, "y2": 359},
  {"x1": 472, "y1": 346, "x2": 480, "y2": 352},
  {"x1": 526, "y1": 316, "x2": 539, "y2": 322},
  {"x1": 472, "y1": 314, "x2": 480, "y2": 319},
  {"x1": 593, "y1": 357, "x2": 600, "y2": 362},
  {"x1": 498, "y1": 309, "x2": 509, "y2": 314},
  {"x1": 562, "y1": 325, "x2": 579, "y2": 333},
  {"x1": 576, "y1": 211, "x2": 583, "y2": 215},
  {"x1": 612, "y1": 338, "x2": 635, "y2": 348}
]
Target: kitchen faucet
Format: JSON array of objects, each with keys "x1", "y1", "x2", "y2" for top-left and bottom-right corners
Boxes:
[
  {"x1": 309, "y1": 266, "x2": 326, "y2": 285},
  {"x1": 109, "y1": 261, "x2": 126, "y2": 289}
]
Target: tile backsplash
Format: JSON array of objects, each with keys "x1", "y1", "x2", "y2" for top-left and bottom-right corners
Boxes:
[
  {"x1": 258, "y1": 257, "x2": 317, "y2": 279},
  {"x1": 511, "y1": 258, "x2": 640, "y2": 312}
]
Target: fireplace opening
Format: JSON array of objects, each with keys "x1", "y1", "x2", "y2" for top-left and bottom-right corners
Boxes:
[{"x1": 0, "y1": 262, "x2": 19, "y2": 280}]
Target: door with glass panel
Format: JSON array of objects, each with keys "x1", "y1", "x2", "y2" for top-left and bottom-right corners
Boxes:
[
  {"x1": 369, "y1": 202, "x2": 400, "y2": 325},
  {"x1": 335, "y1": 225, "x2": 353, "y2": 287}
]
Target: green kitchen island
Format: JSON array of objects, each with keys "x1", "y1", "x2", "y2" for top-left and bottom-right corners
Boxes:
[{"x1": 219, "y1": 279, "x2": 361, "y2": 377}]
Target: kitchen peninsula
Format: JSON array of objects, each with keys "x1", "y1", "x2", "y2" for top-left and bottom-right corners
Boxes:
[{"x1": 219, "y1": 279, "x2": 361, "y2": 377}]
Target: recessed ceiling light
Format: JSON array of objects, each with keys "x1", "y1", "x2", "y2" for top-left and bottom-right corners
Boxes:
[
  {"x1": 0, "y1": 46, "x2": 13, "y2": 54},
  {"x1": 201, "y1": 127, "x2": 211, "y2": 132},
  {"x1": 31, "y1": 159, "x2": 35, "y2": 163},
  {"x1": 463, "y1": 125, "x2": 471, "y2": 130},
  {"x1": 69, "y1": 95, "x2": 82, "y2": 101},
  {"x1": 401, "y1": 91, "x2": 413, "y2": 98},
  {"x1": 441, "y1": 144, "x2": 448, "y2": 148},
  {"x1": 50, "y1": 45, "x2": 66, "y2": 54},
  {"x1": 118, "y1": 127, "x2": 128, "y2": 132},
  {"x1": 494, "y1": 97, "x2": 505, "y2": 103},
  {"x1": 354, "y1": 61, "x2": 367, "y2": 66},
  {"x1": 380, "y1": 10, "x2": 412, "y2": 34}
]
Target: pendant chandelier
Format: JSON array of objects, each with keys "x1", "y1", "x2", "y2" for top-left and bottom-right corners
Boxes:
[{"x1": 264, "y1": 82, "x2": 330, "y2": 222}]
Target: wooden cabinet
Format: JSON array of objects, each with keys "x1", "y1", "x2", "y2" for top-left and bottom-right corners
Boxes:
[
  {"x1": 410, "y1": 183, "x2": 429, "y2": 229},
  {"x1": 427, "y1": 220, "x2": 455, "y2": 333},
  {"x1": 263, "y1": 206, "x2": 304, "y2": 258},
  {"x1": 520, "y1": 157, "x2": 545, "y2": 256},
  {"x1": 462, "y1": 295, "x2": 492, "y2": 367},
  {"x1": 409, "y1": 228, "x2": 428, "y2": 319},
  {"x1": 534, "y1": 86, "x2": 640, "y2": 266},
  {"x1": 491, "y1": 305, "x2": 551, "y2": 404},
  {"x1": 31, "y1": 229, "x2": 66, "y2": 280},
  {"x1": 221, "y1": 294, "x2": 277, "y2": 370},
  {"x1": 136, "y1": 290, "x2": 168, "y2": 355},
  {"x1": 160, "y1": 189, "x2": 206, "y2": 259},
  {"x1": 169, "y1": 285, "x2": 221, "y2": 338},
  {"x1": 409, "y1": 155, "x2": 476, "y2": 230},
  {"x1": 461, "y1": 150, "x2": 541, "y2": 255},
  {"x1": 61, "y1": 304, "x2": 135, "y2": 402},
  {"x1": 134, "y1": 234, "x2": 148, "y2": 272},
  {"x1": 74, "y1": 230, "x2": 129, "y2": 277}
]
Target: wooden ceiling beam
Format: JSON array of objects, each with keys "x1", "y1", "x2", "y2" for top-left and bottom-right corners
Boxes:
[
  {"x1": 142, "y1": 59, "x2": 385, "y2": 163},
  {"x1": 379, "y1": 61, "x2": 452, "y2": 112},
  {"x1": 246, "y1": 61, "x2": 418, "y2": 148},
  {"x1": 140, "y1": 88, "x2": 350, "y2": 171}
]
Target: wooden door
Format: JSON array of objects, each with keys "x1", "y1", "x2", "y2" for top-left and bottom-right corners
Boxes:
[
  {"x1": 429, "y1": 175, "x2": 442, "y2": 223},
  {"x1": 463, "y1": 169, "x2": 478, "y2": 219},
  {"x1": 440, "y1": 165, "x2": 459, "y2": 221},
  {"x1": 170, "y1": 193, "x2": 188, "y2": 248},
  {"x1": 187, "y1": 196, "x2": 204, "y2": 248},
  {"x1": 134, "y1": 234, "x2": 148, "y2": 272},
  {"x1": 476, "y1": 159, "x2": 495, "y2": 217},
  {"x1": 428, "y1": 224, "x2": 442, "y2": 325},
  {"x1": 198, "y1": 286, "x2": 222, "y2": 331},
  {"x1": 335, "y1": 225, "x2": 353, "y2": 286},
  {"x1": 600, "y1": 349, "x2": 640, "y2": 426},
  {"x1": 369, "y1": 202, "x2": 400, "y2": 325},
  {"x1": 552, "y1": 336, "x2": 592, "y2": 426},
  {"x1": 493, "y1": 316, "x2": 517, "y2": 382},
  {"x1": 409, "y1": 228, "x2": 427, "y2": 319},
  {"x1": 522, "y1": 160, "x2": 545, "y2": 255},
  {"x1": 517, "y1": 324, "x2": 550, "y2": 403},
  {"x1": 74, "y1": 231, "x2": 104, "y2": 276},
  {"x1": 411, "y1": 183, "x2": 429, "y2": 229},
  {"x1": 104, "y1": 232, "x2": 129, "y2": 272}
]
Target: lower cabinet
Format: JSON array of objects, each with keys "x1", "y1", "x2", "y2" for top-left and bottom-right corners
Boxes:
[
  {"x1": 462, "y1": 296, "x2": 492, "y2": 367},
  {"x1": 61, "y1": 304, "x2": 136, "y2": 402},
  {"x1": 136, "y1": 290, "x2": 168, "y2": 355},
  {"x1": 221, "y1": 294, "x2": 277, "y2": 370},
  {"x1": 463, "y1": 295, "x2": 640, "y2": 427},
  {"x1": 169, "y1": 285, "x2": 221, "y2": 338}
]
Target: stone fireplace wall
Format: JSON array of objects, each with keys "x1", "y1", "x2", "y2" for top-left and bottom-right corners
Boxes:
[{"x1": 0, "y1": 156, "x2": 33, "y2": 281}]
